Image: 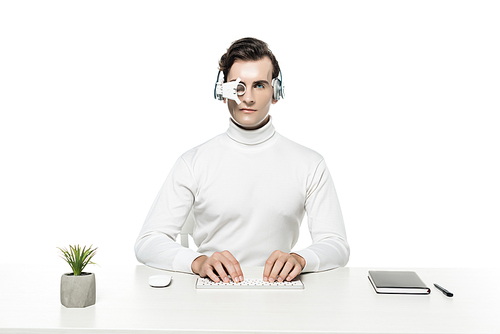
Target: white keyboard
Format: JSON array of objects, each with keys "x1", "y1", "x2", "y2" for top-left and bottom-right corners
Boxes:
[{"x1": 196, "y1": 277, "x2": 304, "y2": 289}]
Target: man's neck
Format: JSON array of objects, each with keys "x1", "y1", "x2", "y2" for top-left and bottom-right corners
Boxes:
[{"x1": 231, "y1": 115, "x2": 270, "y2": 131}]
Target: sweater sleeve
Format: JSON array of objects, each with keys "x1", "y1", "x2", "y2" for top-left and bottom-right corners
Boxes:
[
  {"x1": 134, "y1": 156, "x2": 203, "y2": 273},
  {"x1": 293, "y1": 159, "x2": 350, "y2": 272}
]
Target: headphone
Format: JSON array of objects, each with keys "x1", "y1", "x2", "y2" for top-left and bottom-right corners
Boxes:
[
  {"x1": 272, "y1": 70, "x2": 284, "y2": 101},
  {"x1": 214, "y1": 70, "x2": 284, "y2": 102}
]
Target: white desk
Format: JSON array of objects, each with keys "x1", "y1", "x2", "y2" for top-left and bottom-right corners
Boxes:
[{"x1": 0, "y1": 264, "x2": 499, "y2": 333}]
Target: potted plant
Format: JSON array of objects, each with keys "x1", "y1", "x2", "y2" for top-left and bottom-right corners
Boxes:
[{"x1": 57, "y1": 244, "x2": 97, "y2": 308}]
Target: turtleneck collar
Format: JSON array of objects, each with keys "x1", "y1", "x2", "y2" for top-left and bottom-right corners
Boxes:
[{"x1": 226, "y1": 116, "x2": 276, "y2": 145}]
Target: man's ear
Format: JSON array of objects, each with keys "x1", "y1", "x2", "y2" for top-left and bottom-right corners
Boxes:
[
  {"x1": 272, "y1": 99, "x2": 278, "y2": 105},
  {"x1": 223, "y1": 98, "x2": 226, "y2": 104}
]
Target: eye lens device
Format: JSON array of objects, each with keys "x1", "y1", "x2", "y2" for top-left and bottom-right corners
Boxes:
[
  {"x1": 236, "y1": 82, "x2": 246, "y2": 96},
  {"x1": 215, "y1": 76, "x2": 246, "y2": 104}
]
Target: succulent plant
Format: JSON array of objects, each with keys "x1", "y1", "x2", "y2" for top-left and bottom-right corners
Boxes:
[{"x1": 57, "y1": 245, "x2": 97, "y2": 275}]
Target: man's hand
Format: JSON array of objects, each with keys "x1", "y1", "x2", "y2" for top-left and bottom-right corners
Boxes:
[
  {"x1": 191, "y1": 250, "x2": 244, "y2": 283},
  {"x1": 263, "y1": 250, "x2": 306, "y2": 282}
]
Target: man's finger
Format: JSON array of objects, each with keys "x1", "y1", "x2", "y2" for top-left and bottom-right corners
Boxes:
[
  {"x1": 269, "y1": 256, "x2": 285, "y2": 283},
  {"x1": 212, "y1": 258, "x2": 231, "y2": 283},
  {"x1": 221, "y1": 250, "x2": 244, "y2": 282},
  {"x1": 205, "y1": 267, "x2": 221, "y2": 283},
  {"x1": 263, "y1": 251, "x2": 279, "y2": 281},
  {"x1": 277, "y1": 260, "x2": 295, "y2": 282},
  {"x1": 286, "y1": 263, "x2": 302, "y2": 281}
]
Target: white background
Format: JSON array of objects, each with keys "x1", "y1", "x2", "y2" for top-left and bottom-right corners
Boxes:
[{"x1": 1, "y1": 1, "x2": 499, "y2": 270}]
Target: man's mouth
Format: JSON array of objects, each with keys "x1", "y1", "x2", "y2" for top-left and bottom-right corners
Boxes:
[{"x1": 240, "y1": 108, "x2": 257, "y2": 114}]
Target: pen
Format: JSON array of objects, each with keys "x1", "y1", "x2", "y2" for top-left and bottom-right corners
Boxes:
[{"x1": 434, "y1": 283, "x2": 453, "y2": 297}]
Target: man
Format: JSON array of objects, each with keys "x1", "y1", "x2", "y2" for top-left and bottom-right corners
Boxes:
[{"x1": 135, "y1": 37, "x2": 349, "y2": 284}]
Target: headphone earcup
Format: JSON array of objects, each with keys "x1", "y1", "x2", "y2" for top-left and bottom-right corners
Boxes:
[
  {"x1": 214, "y1": 71, "x2": 224, "y2": 101},
  {"x1": 272, "y1": 78, "x2": 282, "y2": 101}
]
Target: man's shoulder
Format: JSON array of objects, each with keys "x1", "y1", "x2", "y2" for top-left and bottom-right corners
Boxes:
[
  {"x1": 276, "y1": 132, "x2": 324, "y2": 163},
  {"x1": 179, "y1": 133, "x2": 225, "y2": 162}
]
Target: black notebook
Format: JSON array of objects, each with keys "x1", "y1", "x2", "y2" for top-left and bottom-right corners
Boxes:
[{"x1": 368, "y1": 271, "x2": 431, "y2": 295}]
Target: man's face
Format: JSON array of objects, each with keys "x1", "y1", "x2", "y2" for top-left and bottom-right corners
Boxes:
[{"x1": 226, "y1": 57, "x2": 277, "y2": 130}]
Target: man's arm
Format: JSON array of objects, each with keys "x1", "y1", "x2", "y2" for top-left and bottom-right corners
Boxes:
[
  {"x1": 294, "y1": 158, "x2": 350, "y2": 272},
  {"x1": 134, "y1": 157, "x2": 203, "y2": 273}
]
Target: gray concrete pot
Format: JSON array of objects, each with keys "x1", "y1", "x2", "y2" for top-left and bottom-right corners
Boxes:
[{"x1": 60, "y1": 272, "x2": 96, "y2": 308}]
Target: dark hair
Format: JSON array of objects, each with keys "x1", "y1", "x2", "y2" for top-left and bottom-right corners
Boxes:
[{"x1": 218, "y1": 37, "x2": 280, "y2": 83}]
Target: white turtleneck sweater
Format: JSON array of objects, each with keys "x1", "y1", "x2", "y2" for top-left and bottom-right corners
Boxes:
[{"x1": 135, "y1": 117, "x2": 349, "y2": 273}]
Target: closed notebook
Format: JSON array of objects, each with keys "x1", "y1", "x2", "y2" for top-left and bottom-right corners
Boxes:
[{"x1": 368, "y1": 271, "x2": 431, "y2": 294}]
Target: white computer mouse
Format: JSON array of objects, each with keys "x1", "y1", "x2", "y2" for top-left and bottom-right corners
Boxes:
[{"x1": 149, "y1": 274, "x2": 172, "y2": 288}]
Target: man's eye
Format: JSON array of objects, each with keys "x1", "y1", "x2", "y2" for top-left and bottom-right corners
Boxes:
[{"x1": 255, "y1": 84, "x2": 265, "y2": 89}]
